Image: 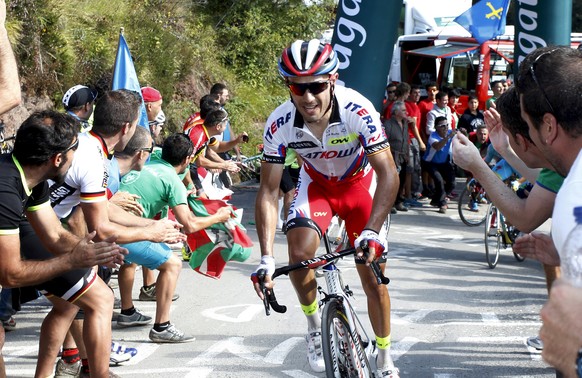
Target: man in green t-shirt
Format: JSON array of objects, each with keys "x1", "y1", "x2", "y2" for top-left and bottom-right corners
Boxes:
[{"x1": 452, "y1": 87, "x2": 563, "y2": 351}]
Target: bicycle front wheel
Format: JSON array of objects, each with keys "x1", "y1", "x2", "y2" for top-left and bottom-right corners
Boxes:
[
  {"x1": 484, "y1": 204, "x2": 501, "y2": 269},
  {"x1": 322, "y1": 298, "x2": 372, "y2": 378},
  {"x1": 458, "y1": 185, "x2": 488, "y2": 226}
]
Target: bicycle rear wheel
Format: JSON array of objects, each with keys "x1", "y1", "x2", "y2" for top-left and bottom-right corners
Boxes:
[
  {"x1": 322, "y1": 298, "x2": 372, "y2": 378},
  {"x1": 484, "y1": 204, "x2": 501, "y2": 269},
  {"x1": 458, "y1": 183, "x2": 488, "y2": 226}
]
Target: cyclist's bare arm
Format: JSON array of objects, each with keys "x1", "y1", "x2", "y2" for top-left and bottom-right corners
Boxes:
[
  {"x1": 0, "y1": 0, "x2": 21, "y2": 115},
  {"x1": 359, "y1": 149, "x2": 399, "y2": 263},
  {"x1": 253, "y1": 161, "x2": 285, "y2": 297}
]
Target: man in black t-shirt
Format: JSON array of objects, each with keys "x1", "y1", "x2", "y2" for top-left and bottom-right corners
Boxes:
[{"x1": 0, "y1": 111, "x2": 125, "y2": 377}]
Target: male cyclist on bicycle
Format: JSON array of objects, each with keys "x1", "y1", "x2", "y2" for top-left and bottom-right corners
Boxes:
[{"x1": 252, "y1": 39, "x2": 400, "y2": 377}]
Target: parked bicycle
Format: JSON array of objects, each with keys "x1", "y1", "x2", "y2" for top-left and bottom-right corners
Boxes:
[
  {"x1": 0, "y1": 122, "x2": 15, "y2": 154},
  {"x1": 257, "y1": 235, "x2": 390, "y2": 377},
  {"x1": 457, "y1": 178, "x2": 489, "y2": 226},
  {"x1": 484, "y1": 202, "x2": 525, "y2": 269}
]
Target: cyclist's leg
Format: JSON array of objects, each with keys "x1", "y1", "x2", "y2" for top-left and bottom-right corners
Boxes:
[{"x1": 340, "y1": 170, "x2": 396, "y2": 372}]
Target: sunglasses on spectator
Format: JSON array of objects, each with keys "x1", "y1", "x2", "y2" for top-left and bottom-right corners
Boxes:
[
  {"x1": 387, "y1": 91, "x2": 395, "y2": 94},
  {"x1": 140, "y1": 143, "x2": 154, "y2": 154},
  {"x1": 61, "y1": 138, "x2": 79, "y2": 154},
  {"x1": 529, "y1": 49, "x2": 558, "y2": 115},
  {"x1": 287, "y1": 81, "x2": 330, "y2": 96}
]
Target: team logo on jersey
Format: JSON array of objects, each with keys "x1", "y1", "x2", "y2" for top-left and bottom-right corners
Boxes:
[
  {"x1": 288, "y1": 141, "x2": 318, "y2": 149},
  {"x1": 328, "y1": 133, "x2": 357, "y2": 146},
  {"x1": 296, "y1": 130, "x2": 304, "y2": 139}
]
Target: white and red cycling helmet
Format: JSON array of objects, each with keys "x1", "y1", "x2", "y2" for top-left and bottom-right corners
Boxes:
[{"x1": 278, "y1": 39, "x2": 339, "y2": 78}]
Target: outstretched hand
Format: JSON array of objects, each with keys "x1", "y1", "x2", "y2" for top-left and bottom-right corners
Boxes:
[
  {"x1": 148, "y1": 219, "x2": 187, "y2": 244},
  {"x1": 70, "y1": 231, "x2": 127, "y2": 269},
  {"x1": 484, "y1": 108, "x2": 511, "y2": 155},
  {"x1": 451, "y1": 133, "x2": 482, "y2": 172},
  {"x1": 512, "y1": 232, "x2": 560, "y2": 266}
]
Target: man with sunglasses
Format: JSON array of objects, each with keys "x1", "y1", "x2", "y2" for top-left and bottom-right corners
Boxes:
[
  {"x1": 0, "y1": 111, "x2": 127, "y2": 377},
  {"x1": 515, "y1": 46, "x2": 582, "y2": 377},
  {"x1": 251, "y1": 39, "x2": 400, "y2": 377}
]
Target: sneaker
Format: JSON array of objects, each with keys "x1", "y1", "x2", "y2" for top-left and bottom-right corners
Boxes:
[
  {"x1": 54, "y1": 358, "x2": 81, "y2": 377},
  {"x1": 469, "y1": 200, "x2": 479, "y2": 212},
  {"x1": 149, "y1": 324, "x2": 195, "y2": 343},
  {"x1": 376, "y1": 366, "x2": 400, "y2": 378},
  {"x1": 139, "y1": 284, "x2": 179, "y2": 302},
  {"x1": 394, "y1": 203, "x2": 408, "y2": 212},
  {"x1": 305, "y1": 331, "x2": 325, "y2": 373},
  {"x1": 404, "y1": 198, "x2": 423, "y2": 208},
  {"x1": 181, "y1": 243, "x2": 192, "y2": 261},
  {"x1": 438, "y1": 205, "x2": 447, "y2": 214},
  {"x1": 117, "y1": 309, "x2": 152, "y2": 327},
  {"x1": 110, "y1": 341, "x2": 137, "y2": 365},
  {"x1": 2, "y1": 316, "x2": 16, "y2": 332},
  {"x1": 527, "y1": 335, "x2": 544, "y2": 350},
  {"x1": 390, "y1": 207, "x2": 397, "y2": 214}
]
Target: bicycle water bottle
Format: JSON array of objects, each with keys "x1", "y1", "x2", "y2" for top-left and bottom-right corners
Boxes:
[{"x1": 561, "y1": 206, "x2": 582, "y2": 287}]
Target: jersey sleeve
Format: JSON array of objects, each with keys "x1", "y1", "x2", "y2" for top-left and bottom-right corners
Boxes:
[
  {"x1": 342, "y1": 90, "x2": 389, "y2": 156},
  {"x1": 166, "y1": 173, "x2": 189, "y2": 208},
  {"x1": 261, "y1": 105, "x2": 292, "y2": 165},
  {"x1": 26, "y1": 182, "x2": 51, "y2": 212},
  {"x1": 0, "y1": 181, "x2": 25, "y2": 234}
]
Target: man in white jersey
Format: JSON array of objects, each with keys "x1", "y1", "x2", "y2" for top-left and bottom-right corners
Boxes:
[
  {"x1": 516, "y1": 46, "x2": 582, "y2": 376},
  {"x1": 251, "y1": 39, "x2": 400, "y2": 377}
]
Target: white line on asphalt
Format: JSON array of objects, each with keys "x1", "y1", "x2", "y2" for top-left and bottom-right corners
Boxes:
[
  {"x1": 392, "y1": 309, "x2": 433, "y2": 325},
  {"x1": 3, "y1": 346, "x2": 37, "y2": 361},
  {"x1": 201, "y1": 304, "x2": 264, "y2": 322},
  {"x1": 119, "y1": 343, "x2": 161, "y2": 365},
  {"x1": 264, "y1": 337, "x2": 304, "y2": 364},
  {"x1": 282, "y1": 370, "x2": 319, "y2": 377},
  {"x1": 457, "y1": 336, "x2": 526, "y2": 342},
  {"x1": 434, "y1": 374, "x2": 456, "y2": 378},
  {"x1": 435, "y1": 321, "x2": 541, "y2": 327},
  {"x1": 392, "y1": 337, "x2": 421, "y2": 361},
  {"x1": 481, "y1": 312, "x2": 501, "y2": 323}
]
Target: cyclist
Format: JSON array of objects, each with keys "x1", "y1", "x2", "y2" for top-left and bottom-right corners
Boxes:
[{"x1": 251, "y1": 39, "x2": 400, "y2": 377}]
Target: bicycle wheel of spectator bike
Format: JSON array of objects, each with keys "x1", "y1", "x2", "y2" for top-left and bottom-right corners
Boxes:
[
  {"x1": 322, "y1": 298, "x2": 373, "y2": 378},
  {"x1": 458, "y1": 185, "x2": 488, "y2": 226},
  {"x1": 484, "y1": 203, "x2": 501, "y2": 269}
]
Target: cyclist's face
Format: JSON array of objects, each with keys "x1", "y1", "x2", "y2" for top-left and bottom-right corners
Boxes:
[{"x1": 288, "y1": 74, "x2": 336, "y2": 124}]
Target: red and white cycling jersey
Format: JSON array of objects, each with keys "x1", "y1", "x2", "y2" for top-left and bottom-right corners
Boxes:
[
  {"x1": 262, "y1": 85, "x2": 389, "y2": 183},
  {"x1": 263, "y1": 86, "x2": 390, "y2": 248}
]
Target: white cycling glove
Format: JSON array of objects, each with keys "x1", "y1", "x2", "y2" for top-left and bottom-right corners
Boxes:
[
  {"x1": 253, "y1": 255, "x2": 275, "y2": 277},
  {"x1": 354, "y1": 229, "x2": 387, "y2": 258}
]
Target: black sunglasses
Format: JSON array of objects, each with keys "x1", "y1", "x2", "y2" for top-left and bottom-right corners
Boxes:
[
  {"x1": 140, "y1": 143, "x2": 154, "y2": 154},
  {"x1": 387, "y1": 90, "x2": 395, "y2": 94},
  {"x1": 62, "y1": 138, "x2": 79, "y2": 154},
  {"x1": 529, "y1": 49, "x2": 558, "y2": 115},
  {"x1": 287, "y1": 81, "x2": 330, "y2": 96}
]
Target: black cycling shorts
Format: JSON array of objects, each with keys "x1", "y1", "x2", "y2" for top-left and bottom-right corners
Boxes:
[
  {"x1": 279, "y1": 166, "x2": 299, "y2": 194},
  {"x1": 19, "y1": 221, "x2": 96, "y2": 303}
]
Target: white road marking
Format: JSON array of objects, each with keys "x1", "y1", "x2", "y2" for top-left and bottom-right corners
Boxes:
[
  {"x1": 186, "y1": 337, "x2": 263, "y2": 366},
  {"x1": 457, "y1": 336, "x2": 526, "y2": 342},
  {"x1": 481, "y1": 312, "x2": 500, "y2": 323},
  {"x1": 264, "y1": 337, "x2": 304, "y2": 364},
  {"x1": 201, "y1": 304, "x2": 264, "y2": 322},
  {"x1": 392, "y1": 309, "x2": 433, "y2": 325},
  {"x1": 392, "y1": 337, "x2": 421, "y2": 361},
  {"x1": 119, "y1": 343, "x2": 161, "y2": 365},
  {"x1": 282, "y1": 371, "x2": 320, "y2": 378}
]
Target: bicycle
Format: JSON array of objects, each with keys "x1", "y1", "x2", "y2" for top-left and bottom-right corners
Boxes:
[
  {"x1": 484, "y1": 202, "x2": 525, "y2": 269},
  {"x1": 237, "y1": 153, "x2": 262, "y2": 183},
  {"x1": 257, "y1": 236, "x2": 390, "y2": 377},
  {"x1": 457, "y1": 178, "x2": 490, "y2": 226},
  {"x1": 0, "y1": 123, "x2": 15, "y2": 154}
]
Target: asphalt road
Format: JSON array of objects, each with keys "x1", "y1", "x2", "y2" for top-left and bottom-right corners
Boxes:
[{"x1": 5, "y1": 182, "x2": 556, "y2": 377}]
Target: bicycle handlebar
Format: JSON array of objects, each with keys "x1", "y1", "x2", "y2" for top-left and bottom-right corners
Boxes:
[{"x1": 257, "y1": 247, "x2": 390, "y2": 316}]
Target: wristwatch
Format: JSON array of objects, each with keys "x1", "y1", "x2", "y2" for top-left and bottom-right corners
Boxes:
[{"x1": 576, "y1": 348, "x2": 582, "y2": 378}]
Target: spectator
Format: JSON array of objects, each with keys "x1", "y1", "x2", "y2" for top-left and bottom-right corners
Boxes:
[
  {"x1": 148, "y1": 109, "x2": 165, "y2": 142},
  {"x1": 426, "y1": 91, "x2": 452, "y2": 136},
  {"x1": 468, "y1": 122, "x2": 490, "y2": 159},
  {"x1": 486, "y1": 80, "x2": 504, "y2": 109},
  {"x1": 183, "y1": 93, "x2": 220, "y2": 133},
  {"x1": 62, "y1": 85, "x2": 98, "y2": 133},
  {"x1": 383, "y1": 101, "x2": 410, "y2": 212},
  {"x1": 422, "y1": 116, "x2": 455, "y2": 213},
  {"x1": 406, "y1": 84, "x2": 425, "y2": 201},
  {"x1": 1, "y1": 111, "x2": 125, "y2": 378},
  {"x1": 381, "y1": 82, "x2": 398, "y2": 120},
  {"x1": 447, "y1": 89, "x2": 461, "y2": 129},
  {"x1": 210, "y1": 83, "x2": 243, "y2": 160},
  {"x1": 141, "y1": 86, "x2": 163, "y2": 122},
  {"x1": 514, "y1": 46, "x2": 582, "y2": 375},
  {"x1": 417, "y1": 82, "x2": 438, "y2": 143},
  {"x1": 458, "y1": 94, "x2": 485, "y2": 134}
]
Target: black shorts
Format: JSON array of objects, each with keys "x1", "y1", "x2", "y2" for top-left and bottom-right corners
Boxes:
[
  {"x1": 19, "y1": 221, "x2": 96, "y2": 303},
  {"x1": 279, "y1": 166, "x2": 300, "y2": 194}
]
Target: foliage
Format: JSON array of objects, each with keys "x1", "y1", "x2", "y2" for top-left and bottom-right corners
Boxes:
[{"x1": 5, "y1": 0, "x2": 335, "y2": 156}]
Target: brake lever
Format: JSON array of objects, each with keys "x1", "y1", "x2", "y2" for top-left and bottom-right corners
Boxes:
[
  {"x1": 359, "y1": 240, "x2": 391, "y2": 286},
  {"x1": 256, "y1": 269, "x2": 271, "y2": 316}
]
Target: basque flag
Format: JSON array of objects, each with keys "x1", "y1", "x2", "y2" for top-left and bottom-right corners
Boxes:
[
  {"x1": 454, "y1": 0, "x2": 510, "y2": 45},
  {"x1": 112, "y1": 31, "x2": 149, "y2": 129},
  {"x1": 186, "y1": 197, "x2": 253, "y2": 279}
]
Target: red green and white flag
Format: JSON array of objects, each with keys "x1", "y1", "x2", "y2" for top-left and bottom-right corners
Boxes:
[{"x1": 186, "y1": 197, "x2": 253, "y2": 279}]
